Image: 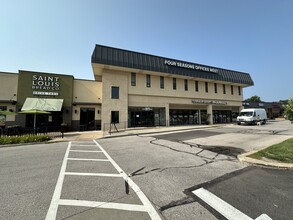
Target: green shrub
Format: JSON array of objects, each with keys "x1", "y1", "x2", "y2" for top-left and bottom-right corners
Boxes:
[{"x1": 0, "y1": 135, "x2": 51, "y2": 145}]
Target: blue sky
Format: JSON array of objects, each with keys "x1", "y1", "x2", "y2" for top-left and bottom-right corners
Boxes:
[{"x1": 1, "y1": 0, "x2": 292, "y2": 101}]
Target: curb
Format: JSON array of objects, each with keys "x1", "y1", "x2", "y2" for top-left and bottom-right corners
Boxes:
[
  {"x1": 0, "y1": 141, "x2": 52, "y2": 148},
  {"x1": 101, "y1": 124, "x2": 224, "y2": 139},
  {"x1": 238, "y1": 151, "x2": 293, "y2": 169}
]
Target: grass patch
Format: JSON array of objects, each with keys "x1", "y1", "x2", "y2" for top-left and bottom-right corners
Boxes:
[
  {"x1": 249, "y1": 138, "x2": 293, "y2": 163},
  {"x1": 0, "y1": 135, "x2": 52, "y2": 145}
]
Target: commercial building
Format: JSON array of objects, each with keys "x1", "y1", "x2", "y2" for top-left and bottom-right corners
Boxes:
[{"x1": 0, "y1": 44, "x2": 254, "y2": 131}]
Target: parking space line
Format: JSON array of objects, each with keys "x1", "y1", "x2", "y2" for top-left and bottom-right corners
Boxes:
[
  {"x1": 71, "y1": 145, "x2": 98, "y2": 147},
  {"x1": 59, "y1": 199, "x2": 148, "y2": 212},
  {"x1": 93, "y1": 140, "x2": 162, "y2": 220},
  {"x1": 64, "y1": 172, "x2": 122, "y2": 177},
  {"x1": 67, "y1": 158, "x2": 110, "y2": 162},
  {"x1": 192, "y1": 187, "x2": 272, "y2": 220},
  {"x1": 193, "y1": 187, "x2": 252, "y2": 220},
  {"x1": 45, "y1": 142, "x2": 71, "y2": 220},
  {"x1": 69, "y1": 150, "x2": 103, "y2": 153}
]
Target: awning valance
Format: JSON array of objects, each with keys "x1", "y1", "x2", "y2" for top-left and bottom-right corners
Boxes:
[{"x1": 21, "y1": 98, "x2": 64, "y2": 111}]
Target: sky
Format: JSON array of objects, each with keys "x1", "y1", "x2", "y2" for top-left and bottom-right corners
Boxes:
[{"x1": 1, "y1": 0, "x2": 292, "y2": 102}]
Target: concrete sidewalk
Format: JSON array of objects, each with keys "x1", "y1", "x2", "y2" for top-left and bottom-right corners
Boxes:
[{"x1": 51, "y1": 124, "x2": 222, "y2": 142}]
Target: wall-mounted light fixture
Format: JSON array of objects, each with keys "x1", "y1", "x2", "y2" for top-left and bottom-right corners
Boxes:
[
  {"x1": 9, "y1": 109, "x2": 14, "y2": 112},
  {"x1": 74, "y1": 109, "x2": 78, "y2": 114},
  {"x1": 97, "y1": 110, "x2": 100, "y2": 114}
]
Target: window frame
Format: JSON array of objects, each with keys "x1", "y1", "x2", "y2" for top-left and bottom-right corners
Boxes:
[
  {"x1": 146, "y1": 74, "x2": 151, "y2": 88},
  {"x1": 131, "y1": 72, "x2": 136, "y2": 86},
  {"x1": 184, "y1": 79, "x2": 188, "y2": 91},
  {"x1": 205, "y1": 82, "x2": 209, "y2": 93},
  {"x1": 111, "y1": 86, "x2": 119, "y2": 99},
  {"x1": 195, "y1": 81, "x2": 199, "y2": 92},
  {"x1": 173, "y1": 78, "x2": 177, "y2": 90},
  {"x1": 160, "y1": 76, "x2": 164, "y2": 89}
]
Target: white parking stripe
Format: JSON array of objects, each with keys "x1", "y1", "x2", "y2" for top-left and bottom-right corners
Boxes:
[
  {"x1": 59, "y1": 199, "x2": 148, "y2": 212},
  {"x1": 45, "y1": 142, "x2": 71, "y2": 220},
  {"x1": 69, "y1": 150, "x2": 102, "y2": 153},
  {"x1": 93, "y1": 140, "x2": 162, "y2": 220},
  {"x1": 193, "y1": 188, "x2": 252, "y2": 220},
  {"x1": 192, "y1": 188, "x2": 272, "y2": 220},
  {"x1": 71, "y1": 145, "x2": 98, "y2": 147},
  {"x1": 64, "y1": 172, "x2": 122, "y2": 178},
  {"x1": 255, "y1": 214, "x2": 273, "y2": 220},
  {"x1": 67, "y1": 158, "x2": 110, "y2": 162}
]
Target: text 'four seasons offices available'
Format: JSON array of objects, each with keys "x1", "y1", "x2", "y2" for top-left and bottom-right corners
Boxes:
[{"x1": 164, "y1": 59, "x2": 219, "y2": 73}]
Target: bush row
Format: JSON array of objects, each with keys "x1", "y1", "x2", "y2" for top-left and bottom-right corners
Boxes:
[{"x1": 0, "y1": 135, "x2": 52, "y2": 145}]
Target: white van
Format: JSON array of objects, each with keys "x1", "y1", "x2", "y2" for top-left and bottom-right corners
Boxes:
[{"x1": 237, "y1": 108, "x2": 267, "y2": 125}]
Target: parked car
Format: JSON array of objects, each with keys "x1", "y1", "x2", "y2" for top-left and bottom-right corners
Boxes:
[{"x1": 237, "y1": 108, "x2": 267, "y2": 125}]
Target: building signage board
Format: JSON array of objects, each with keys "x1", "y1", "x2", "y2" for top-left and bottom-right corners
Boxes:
[
  {"x1": 164, "y1": 60, "x2": 219, "y2": 73},
  {"x1": 32, "y1": 75, "x2": 60, "y2": 96},
  {"x1": 192, "y1": 99, "x2": 228, "y2": 105}
]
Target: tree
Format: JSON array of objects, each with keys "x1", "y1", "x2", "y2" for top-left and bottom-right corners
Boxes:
[
  {"x1": 244, "y1": 95, "x2": 261, "y2": 102},
  {"x1": 284, "y1": 98, "x2": 293, "y2": 121}
]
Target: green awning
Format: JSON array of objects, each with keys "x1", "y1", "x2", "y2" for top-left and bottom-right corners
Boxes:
[{"x1": 21, "y1": 98, "x2": 64, "y2": 111}]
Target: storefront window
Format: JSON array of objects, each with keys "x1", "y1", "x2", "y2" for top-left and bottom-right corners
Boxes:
[
  {"x1": 170, "y1": 109, "x2": 199, "y2": 126},
  {"x1": 213, "y1": 110, "x2": 232, "y2": 123},
  {"x1": 129, "y1": 107, "x2": 165, "y2": 127},
  {"x1": 0, "y1": 106, "x2": 7, "y2": 127}
]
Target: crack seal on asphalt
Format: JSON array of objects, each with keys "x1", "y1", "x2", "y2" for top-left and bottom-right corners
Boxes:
[
  {"x1": 127, "y1": 137, "x2": 238, "y2": 179},
  {"x1": 159, "y1": 196, "x2": 196, "y2": 212},
  {"x1": 149, "y1": 137, "x2": 237, "y2": 161}
]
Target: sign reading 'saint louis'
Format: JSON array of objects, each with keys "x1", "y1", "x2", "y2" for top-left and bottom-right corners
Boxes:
[{"x1": 32, "y1": 75, "x2": 60, "y2": 96}]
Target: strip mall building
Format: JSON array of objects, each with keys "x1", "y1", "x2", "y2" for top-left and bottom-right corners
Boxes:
[{"x1": 0, "y1": 45, "x2": 254, "y2": 131}]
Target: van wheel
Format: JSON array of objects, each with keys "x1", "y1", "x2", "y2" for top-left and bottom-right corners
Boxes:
[
  {"x1": 237, "y1": 122, "x2": 241, "y2": 125},
  {"x1": 263, "y1": 120, "x2": 266, "y2": 124}
]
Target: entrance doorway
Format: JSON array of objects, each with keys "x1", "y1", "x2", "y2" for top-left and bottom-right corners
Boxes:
[{"x1": 80, "y1": 108, "x2": 95, "y2": 130}]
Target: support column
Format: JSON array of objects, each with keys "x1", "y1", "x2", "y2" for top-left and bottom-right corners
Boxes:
[
  {"x1": 239, "y1": 106, "x2": 244, "y2": 112},
  {"x1": 198, "y1": 110, "x2": 201, "y2": 125},
  {"x1": 165, "y1": 103, "x2": 169, "y2": 127},
  {"x1": 207, "y1": 104, "x2": 213, "y2": 125}
]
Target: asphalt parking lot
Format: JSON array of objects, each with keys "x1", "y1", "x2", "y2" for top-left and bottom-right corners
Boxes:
[
  {"x1": 1, "y1": 120, "x2": 292, "y2": 220},
  {"x1": 152, "y1": 120, "x2": 293, "y2": 155}
]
